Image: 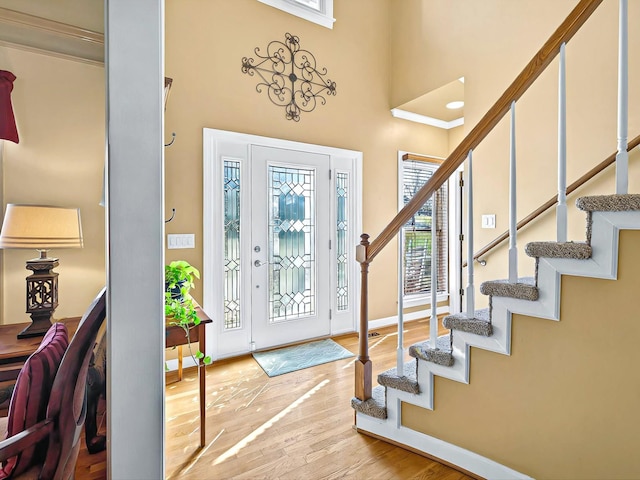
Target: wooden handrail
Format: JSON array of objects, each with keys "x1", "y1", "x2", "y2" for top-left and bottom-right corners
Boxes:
[
  {"x1": 365, "y1": 0, "x2": 603, "y2": 263},
  {"x1": 464, "y1": 133, "x2": 640, "y2": 266}
]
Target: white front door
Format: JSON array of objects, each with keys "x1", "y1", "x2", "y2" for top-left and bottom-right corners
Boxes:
[
  {"x1": 250, "y1": 145, "x2": 331, "y2": 349},
  {"x1": 203, "y1": 129, "x2": 362, "y2": 359}
]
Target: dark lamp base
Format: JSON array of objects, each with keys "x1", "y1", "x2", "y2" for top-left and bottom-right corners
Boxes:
[{"x1": 17, "y1": 317, "x2": 53, "y2": 339}]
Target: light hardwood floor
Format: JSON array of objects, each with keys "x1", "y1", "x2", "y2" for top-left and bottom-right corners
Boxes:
[{"x1": 75, "y1": 318, "x2": 475, "y2": 479}]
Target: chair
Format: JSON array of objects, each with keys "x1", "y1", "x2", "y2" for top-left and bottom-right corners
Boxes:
[
  {"x1": 84, "y1": 326, "x2": 106, "y2": 454},
  {"x1": 0, "y1": 287, "x2": 106, "y2": 479}
]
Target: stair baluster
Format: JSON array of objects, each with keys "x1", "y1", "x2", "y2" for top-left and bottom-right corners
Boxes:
[
  {"x1": 465, "y1": 150, "x2": 475, "y2": 317},
  {"x1": 429, "y1": 193, "x2": 438, "y2": 349},
  {"x1": 397, "y1": 228, "x2": 404, "y2": 376},
  {"x1": 508, "y1": 101, "x2": 518, "y2": 283},
  {"x1": 557, "y1": 42, "x2": 568, "y2": 242},
  {"x1": 616, "y1": 0, "x2": 629, "y2": 194}
]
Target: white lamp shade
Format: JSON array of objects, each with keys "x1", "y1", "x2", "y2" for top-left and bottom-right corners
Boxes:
[{"x1": 0, "y1": 204, "x2": 83, "y2": 249}]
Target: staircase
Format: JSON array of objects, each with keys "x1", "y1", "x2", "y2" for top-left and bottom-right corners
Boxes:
[
  {"x1": 352, "y1": 195, "x2": 640, "y2": 478},
  {"x1": 350, "y1": 0, "x2": 640, "y2": 478}
]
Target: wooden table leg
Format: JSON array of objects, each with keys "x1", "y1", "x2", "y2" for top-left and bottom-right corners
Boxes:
[
  {"x1": 177, "y1": 345, "x2": 183, "y2": 381},
  {"x1": 198, "y1": 322, "x2": 206, "y2": 448}
]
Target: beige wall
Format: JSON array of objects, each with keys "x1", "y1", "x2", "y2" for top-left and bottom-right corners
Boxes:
[
  {"x1": 403, "y1": 229, "x2": 640, "y2": 478},
  {"x1": 0, "y1": 46, "x2": 105, "y2": 323},
  {"x1": 164, "y1": 0, "x2": 451, "y2": 321}
]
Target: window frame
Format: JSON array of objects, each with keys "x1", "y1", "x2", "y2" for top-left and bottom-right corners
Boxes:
[
  {"x1": 398, "y1": 152, "x2": 450, "y2": 309},
  {"x1": 257, "y1": 0, "x2": 335, "y2": 29}
]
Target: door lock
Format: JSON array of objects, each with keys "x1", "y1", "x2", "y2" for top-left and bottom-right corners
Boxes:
[{"x1": 254, "y1": 246, "x2": 261, "y2": 252}]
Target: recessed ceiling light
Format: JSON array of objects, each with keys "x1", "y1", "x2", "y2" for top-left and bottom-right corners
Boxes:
[{"x1": 446, "y1": 101, "x2": 464, "y2": 110}]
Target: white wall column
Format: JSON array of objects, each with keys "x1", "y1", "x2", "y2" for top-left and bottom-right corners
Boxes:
[{"x1": 106, "y1": 1, "x2": 165, "y2": 478}]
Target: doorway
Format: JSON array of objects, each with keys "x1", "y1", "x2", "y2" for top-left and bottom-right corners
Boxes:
[{"x1": 203, "y1": 129, "x2": 362, "y2": 359}]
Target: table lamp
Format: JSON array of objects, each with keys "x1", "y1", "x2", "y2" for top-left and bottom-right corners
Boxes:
[{"x1": 0, "y1": 204, "x2": 83, "y2": 338}]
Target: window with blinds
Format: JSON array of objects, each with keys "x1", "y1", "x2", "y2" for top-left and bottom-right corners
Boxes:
[{"x1": 401, "y1": 162, "x2": 448, "y2": 298}]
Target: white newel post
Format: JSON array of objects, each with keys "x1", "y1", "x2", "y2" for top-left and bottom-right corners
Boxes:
[
  {"x1": 616, "y1": 0, "x2": 629, "y2": 194},
  {"x1": 557, "y1": 42, "x2": 568, "y2": 243},
  {"x1": 397, "y1": 228, "x2": 404, "y2": 375},
  {"x1": 430, "y1": 192, "x2": 438, "y2": 349},
  {"x1": 465, "y1": 150, "x2": 475, "y2": 317},
  {"x1": 508, "y1": 101, "x2": 518, "y2": 283}
]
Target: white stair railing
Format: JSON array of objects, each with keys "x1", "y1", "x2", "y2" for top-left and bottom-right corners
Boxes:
[
  {"x1": 557, "y1": 42, "x2": 568, "y2": 242},
  {"x1": 397, "y1": 229, "x2": 404, "y2": 376},
  {"x1": 508, "y1": 101, "x2": 518, "y2": 283},
  {"x1": 616, "y1": 0, "x2": 629, "y2": 194},
  {"x1": 429, "y1": 192, "x2": 438, "y2": 349},
  {"x1": 465, "y1": 150, "x2": 475, "y2": 317}
]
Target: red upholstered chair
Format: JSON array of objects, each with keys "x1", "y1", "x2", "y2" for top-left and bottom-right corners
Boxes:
[{"x1": 0, "y1": 287, "x2": 106, "y2": 479}]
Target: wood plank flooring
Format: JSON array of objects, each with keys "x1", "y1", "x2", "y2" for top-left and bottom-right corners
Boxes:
[{"x1": 75, "y1": 318, "x2": 474, "y2": 479}]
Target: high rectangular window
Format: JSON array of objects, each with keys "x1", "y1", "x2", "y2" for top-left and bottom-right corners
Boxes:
[{"x1": 258, "y1": 0, "x2": 335, "y2": 29}]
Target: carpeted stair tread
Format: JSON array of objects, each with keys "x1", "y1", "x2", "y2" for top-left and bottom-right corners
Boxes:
[
  {"x1": 409, "y1": 335, "x2": 454, "y2": 367},
  {"x1": 576, "y1": 194, "x2": 640, "y2": 212},
  {"x1": 378, "y1": 360, "x2": 419, "y2": 394},
  {"x1": 351, "y1": 385, "x2": 387, "y2": 419},
  {"x1": 443, "y1": 308, "x2": 492, "y2": 337},
  {"x1": 480, "y1": 277, "x2": 538, "y2": 301},
  {"x1": 525, "y1": 241, "x2": 592, "y2": 259}
]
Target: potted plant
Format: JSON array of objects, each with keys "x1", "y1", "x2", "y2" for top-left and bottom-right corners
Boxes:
[
  {"x1": 165, "y1": 260, "x2": 200, "y2": 302},
  {"x1": 165, "y1": 260, "x2": 211, "y2": 366}
]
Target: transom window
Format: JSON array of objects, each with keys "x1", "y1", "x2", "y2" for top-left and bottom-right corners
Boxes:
[{"x1": 258, "y1": 0, "x2": 335, "y2": 29}]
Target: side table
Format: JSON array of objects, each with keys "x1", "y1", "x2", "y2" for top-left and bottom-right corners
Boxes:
[{"x1": 165, "y1": 306, "x2": 212, "y2": 448}]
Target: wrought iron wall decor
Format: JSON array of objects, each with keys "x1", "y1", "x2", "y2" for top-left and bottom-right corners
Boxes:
[{"x1": 241, "y1": 33, "x2": 336, "y2": 122}]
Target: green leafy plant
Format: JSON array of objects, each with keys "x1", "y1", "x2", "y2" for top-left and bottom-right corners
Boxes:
[
  {"x1": 165, "y1": 260, "x2": 201, "y2": 301},
  {"x1": 165, "y1": 260, "x2": 211, "y2": 366}
]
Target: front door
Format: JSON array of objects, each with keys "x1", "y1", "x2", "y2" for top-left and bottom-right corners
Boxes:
[
  {"x1": 250, "y1": 145, "x2": 331, "y2": 349},
  {"x1": 203, "y1": 130, "x2": 361, "y2": 360}
]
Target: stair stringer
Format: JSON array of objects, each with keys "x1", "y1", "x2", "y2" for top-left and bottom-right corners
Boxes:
[{"x1": 355, "y1": 210, "x2": 640, "y2": 479}]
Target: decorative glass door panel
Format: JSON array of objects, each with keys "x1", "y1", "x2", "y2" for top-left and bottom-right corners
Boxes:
[
  {"x1": 268, "y1": 165, "x2": 316, "y2": 322},
  {"x1": 336, "y1": 172, "x2": 349, "y2": 311},
  {"x1": 224, "y1": 161, "x2": 241, "y2": 330},
  {"x1": 251, "y1": 146, "x2": 330, "y2": 350}
]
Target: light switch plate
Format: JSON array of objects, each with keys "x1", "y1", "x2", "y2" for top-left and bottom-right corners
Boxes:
[
  {"x1": 481, "y1": 214, "x2": 496, "y2": 229},
  {"x1": 167, "y1": 233, "x2": 195, "y2": 249}
]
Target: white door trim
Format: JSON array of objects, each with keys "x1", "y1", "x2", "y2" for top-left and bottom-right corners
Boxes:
[{"x1": 203, "y1": 128, "x2": 363, "y2": 360}]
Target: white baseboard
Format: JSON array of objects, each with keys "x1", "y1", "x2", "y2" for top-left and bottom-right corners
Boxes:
[
  {"x1": 356, "y1": 414, "x2": 533, "y2": 480},
  {"x1": 165, "y1": 355, "x2": 198, "y2": 373}
]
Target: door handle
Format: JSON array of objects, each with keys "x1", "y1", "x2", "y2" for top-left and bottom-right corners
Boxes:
[{"x1": 254, "y1": 260, "x2": 267, "y2": 267}]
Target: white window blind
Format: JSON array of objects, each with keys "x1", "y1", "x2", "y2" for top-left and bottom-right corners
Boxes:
[{"x1": 401, "y1": 162, "x2": 448, "y2": 297}]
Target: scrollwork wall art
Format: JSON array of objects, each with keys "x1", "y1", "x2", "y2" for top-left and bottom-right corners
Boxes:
[{"x1": 241, "y1": 33, "x2": 337, "y2": 122}]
